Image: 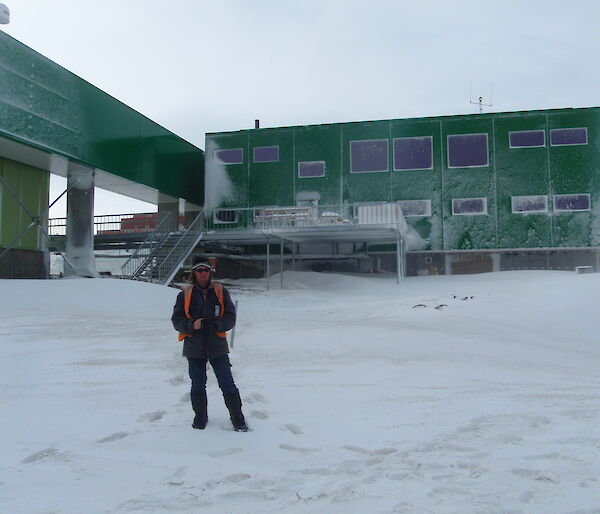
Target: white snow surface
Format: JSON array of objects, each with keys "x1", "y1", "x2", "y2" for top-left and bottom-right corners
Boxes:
[{"x1": 2, "y1": 270, "x2": 600, "y2": 513}]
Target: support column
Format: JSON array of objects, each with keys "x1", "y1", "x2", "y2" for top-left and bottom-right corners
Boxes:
[
  {"x1": 184, "y1": 200, "x2": 203, "y2": 229},
  {"x1": 65, "y1": 165, "x2": 98, "y2": 278},
  {"x1": 158, "y1": 193, "x2": 180, "y2": 232}
]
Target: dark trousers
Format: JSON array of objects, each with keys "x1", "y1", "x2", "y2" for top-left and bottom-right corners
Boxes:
[{"x1": 188, "y1": 355, "x2": 238, "y2": 395}]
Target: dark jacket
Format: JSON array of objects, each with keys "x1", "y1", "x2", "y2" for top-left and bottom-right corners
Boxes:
[{"x1": 171, "y1": 281, "x2": 236, "y2": 359}]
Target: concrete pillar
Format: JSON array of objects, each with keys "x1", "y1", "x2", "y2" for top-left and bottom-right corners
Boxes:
[
  {"x1": 184, "y1": 200, "x2": 203, "y2": 228},
  {"x1": 65, "y1": 164, "x2": 98, "y2": 277},
  {"x1": 158, "y1": 193, "x2": 180, "y2": 232}
]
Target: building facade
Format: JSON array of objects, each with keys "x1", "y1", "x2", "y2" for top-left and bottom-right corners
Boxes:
[{"x1": 205, "y1": 107, "x2": 600, "y2": 274}]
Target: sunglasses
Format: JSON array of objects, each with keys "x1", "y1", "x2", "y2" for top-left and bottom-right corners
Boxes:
[{"x1": 193, "y1": 268, "x2": 211, "y2": 273}]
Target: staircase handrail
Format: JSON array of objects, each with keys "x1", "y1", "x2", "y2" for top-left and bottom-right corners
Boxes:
[
  {"x1": 120, "y1": 212, "x2": 174, "y2": 276},
  {"x1": 157, "y1": 211, "x2": 205, "y2": 285}
]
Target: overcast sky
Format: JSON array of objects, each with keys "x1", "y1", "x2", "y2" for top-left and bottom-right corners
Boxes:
[{"x1": 3, "y1": 0, "x2": 599, "y2": 215}]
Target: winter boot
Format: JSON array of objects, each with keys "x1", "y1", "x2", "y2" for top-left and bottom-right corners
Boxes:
[
  {"x1": 190, "y1": 390, "x2": 208, "y2": 429},
  {"x1": 223, "y1": 390, "x2": 248, "y2": 432}
]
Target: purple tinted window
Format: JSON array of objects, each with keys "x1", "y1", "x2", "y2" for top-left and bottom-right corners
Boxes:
[
  {"x1": 253, "y1": 146, "x2": 279, "y2": 163},
  {"x1": 448, "y1": 134, "x2": 488, "y2": 168},
  {"x1": 350, "y1": 140, "x2": 388, "y2": 173},
  {"x1": 394, "y1": 137, "x2": 433, "y2": 170},
  {"x1": 215, "y1": 148, "x2": 243, "y2": 164},
  {"x1": 550, "y1": 128, "x2": 588, "y2": 146},
  {"x1": 509, "y1": 130, "x2": 545, "y2": 148},
  {"x1": 298, "y1": 161, "x2": 325, "y2": 178},
  {"x1": 512, "y1": 195, "x2": 547, "y2": 213},
  {"x1": 554, "y1": 194, "x2": 590, "y2": 211},
  {"x1": 452, "y1": 197, "x2": 487, "y2": 215}
]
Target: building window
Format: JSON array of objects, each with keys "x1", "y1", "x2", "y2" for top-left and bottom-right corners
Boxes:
[
  {"x1": 350, "y1": 139, "x2": 388, "y2": 173},
  {"x1": 298, "y1": 161, "x2": 325, "y2": 178},
  {"x1": 550, "y1": 128, "x2": 588, "y2": 146},
  {"x1": 215, "y1": 148, "x2": 243, "y2": 164},
  {"x1": 553, "y1": 194, "x2": 590, "y2": 212},
  {"x1": 213, "y1": 210, "x2": 238, "y2": 224},
  {"x1": 447, "y1": 134, "x2": 489, "y2": 168},
  {"x1": 511, "y1": 195, "x2": 548, "y2": 213},
  {"x1": 253, "y1": 146, "x2": 279, "y2": 163},
  {"x1": 397, "y1": 199, "x2": 432, "y2": 217},
  {"x1": 393, "y1": 136, "x2": 433, "y2": 171},
  {"x1": 509, "y1": 130, "x2": 545, "y2": 148},
  {"x1": 452, "y1": 197, "x2": 488, "y2": 215}
]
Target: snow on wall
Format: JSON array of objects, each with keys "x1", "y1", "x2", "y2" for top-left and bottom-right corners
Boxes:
[{"x1": 204, "y1": 140, "x2": 234, "y2": 210}]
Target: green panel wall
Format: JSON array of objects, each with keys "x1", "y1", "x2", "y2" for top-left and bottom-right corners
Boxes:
[
  {"x1": 206, "y1": 106, "x2": 600, "y2": 251},
  {"x1": 494, "y1": 113, "x2": 551, "y2": 248},
  {"x1": 442, "y1": 116, "x2": 496, "y2": 250},
  {"x1": 548, "y1": 110, "x2": 600, "y2": 247},
  {"x1": 0, "y1": 31, "x2": 203, "y2": 205},
  {"x1": 391, "y1": 118, "x2": 443, "y2": 250},
  {"x1": 294, "y1": 124, "x2": 342, "y2": 206},
  {"x1": 248, "y1": 129, "x2": 294, "y2": 206},
  {"x1": 0, "y1": 156, "x2": 49, "y2": 251},
  {"x1": 342, "y1": 121, "x2": 391, "y2": 204}
]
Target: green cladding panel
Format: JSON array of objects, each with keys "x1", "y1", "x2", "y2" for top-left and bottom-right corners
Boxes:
[
  {"x1": 206, "y1": 106, "x2": 600, "y2": 251},
  {"x1": 0, "y1": 31, "x2": 203, "y2": 205},
  {"x1": 0, "y1": 156, "x2": 49, "y2": 251}
]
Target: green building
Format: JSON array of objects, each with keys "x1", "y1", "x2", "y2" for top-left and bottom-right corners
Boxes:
[
  {"x1": 205, "y1": 108, "x2": 600, "y2": 275},
  {"x1": 0, "y1": 31, "x2": 203, "y2": 278}
]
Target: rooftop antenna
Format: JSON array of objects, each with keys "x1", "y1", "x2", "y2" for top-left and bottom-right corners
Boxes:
[{"x1": 469, "y1": 82, "x2": 493, "y2": 114}]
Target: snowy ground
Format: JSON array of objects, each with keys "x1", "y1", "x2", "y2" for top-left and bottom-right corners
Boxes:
[{"x1": 1, "y1": 270, "x2": 600, "y2": 513}]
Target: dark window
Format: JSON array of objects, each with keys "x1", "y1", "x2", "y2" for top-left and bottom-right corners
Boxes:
[
  {"x1": 511, "y1": 195, "x2": 547, "y2": 213},
  {"x1": 393, "y1": 136, "x2": 433, "y2": 171},
  {"x1": 509, "y1": 130, "x2": 545, "y2": 148},
  {"x1": 214, "y1": 210, "x2": 238, "y2": 223},
  {"x1": 215, "y1": 148, "x2": 243, "y2": 164},
  {"x1": 350, "y1": 139, "x2": 388, "y2": 173},
  {"x1": 298, "y1": 161, "x2": 325, "y2": 178},
  {"x1": 550, "y1": 128, "x2": 587, "y2": 146},
  {"x1": 554, "y1": 194, "x2": 590, "y2": 211},
  {"x1": 253, "y1": 146, "x2": 279, "y2": 163},
  {"x1": 397, "y1": 199, "x2": 431, "y2": 217},
  {"x1": 452, "y1": 197, "x2": 487, "y2": 215},
  {"x1": 447, "y1": 134, "x2": 488, "y2": 168}
]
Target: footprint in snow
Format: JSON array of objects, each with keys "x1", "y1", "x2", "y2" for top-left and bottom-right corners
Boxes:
[
  {"x1": 250, "y1": 410, "x2": 268, "y2": 420},
  {"x1": 208, "y1": 447, "x2": 243, "y2": 457},
  {"x1": 279, "y1": 444, "x2": 313, "y2": 454},
  {"x1": 223, "y1": 473, "x2": 251, "y2": 483},
  {"x1": 97, "y1": 431, "x2": 129, "y2": 443},
  {"x1": 138, "y1": 410, "x2": 165, "y2": 422},
  {"x1": 244, "y1": 392, "x2": 268, "y2": 404},
  {"x1": 168, "y1": 375, "x2": 186, "y2": 386},
  {"x1": 21, "y1": 447, "x2": 59, "y2": 464},
  {"x1": 283, "y1": 424, "x2": 303, "y2": 435},
  {"x1": 341, "y1": 445, "x2": 370, "y2": 454}
]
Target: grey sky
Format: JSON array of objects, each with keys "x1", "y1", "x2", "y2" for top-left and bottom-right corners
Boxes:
[{"x1": 3, "y1": 0, "x2": 599, "y2": 215}]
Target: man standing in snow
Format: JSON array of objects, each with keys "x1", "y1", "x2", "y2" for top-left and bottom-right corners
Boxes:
[{"x1": 171, "y1": 259, "x2": 248, "y2": 432}]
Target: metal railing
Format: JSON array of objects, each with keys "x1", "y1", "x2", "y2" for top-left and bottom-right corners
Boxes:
[
  {"x1": 48, "y1": 212, "x2": 163, "y2": 236},
  {"x1": 157, "y1": 211, "x2": 205, "y2": 285},
  {"x1": 202, "y1": 202, "x2": 408, "y2": 231},
  {"x1": 120, "y1": 212, "x2": 175, "y2": 278}
]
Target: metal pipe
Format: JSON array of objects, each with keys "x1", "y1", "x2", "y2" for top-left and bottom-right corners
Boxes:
[
  {"x1": 266, "y1": 233, "x2": 270, "y2": 291},
  {"x1": 280, "y1": 237, "x2": 284, "y2": 289}
]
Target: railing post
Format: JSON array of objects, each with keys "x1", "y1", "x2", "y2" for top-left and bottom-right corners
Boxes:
[
  {"x1": 280, "y1": 236, "x2": 284, "y2": 289},
  {"x1": 266, "y1": 233, "x2": 270, "y2": 291}
]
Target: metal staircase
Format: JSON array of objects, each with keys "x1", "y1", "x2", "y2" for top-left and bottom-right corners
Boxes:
[{"x1": 121, "y1": 211, "x2": 205, "y2": 285}]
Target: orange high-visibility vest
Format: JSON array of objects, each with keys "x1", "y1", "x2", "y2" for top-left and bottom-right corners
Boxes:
[{"x1": 178, "y1": 282, "x2": 227, "y2": 341}]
